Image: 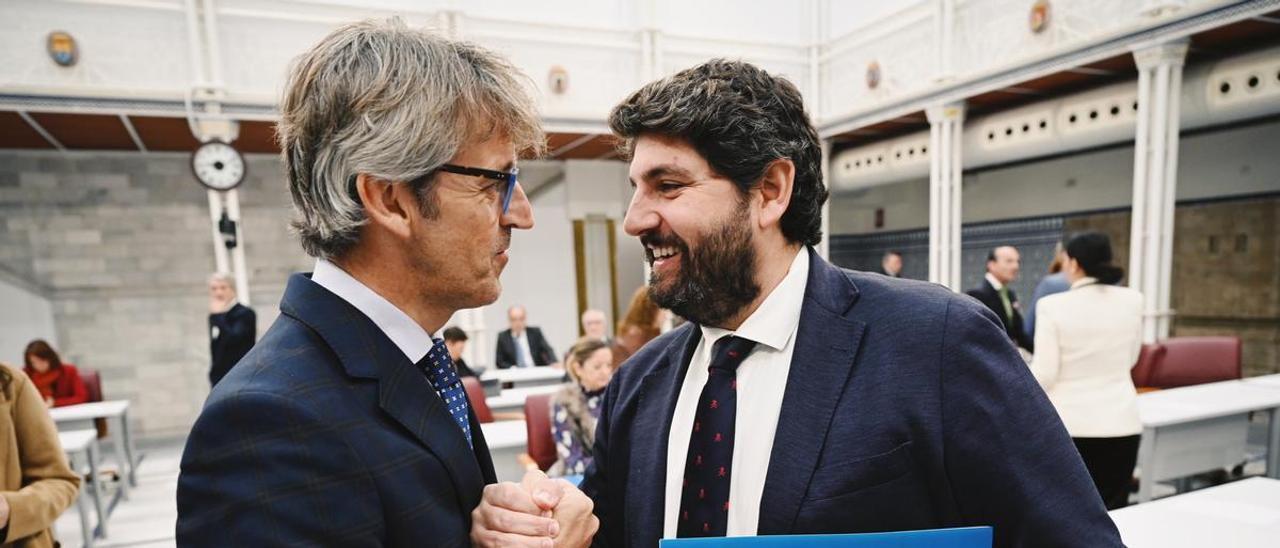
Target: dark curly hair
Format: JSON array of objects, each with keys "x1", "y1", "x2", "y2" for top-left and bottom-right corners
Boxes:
[{"x1": 608, "y1": 59, "x2": 828, "y2": 246}]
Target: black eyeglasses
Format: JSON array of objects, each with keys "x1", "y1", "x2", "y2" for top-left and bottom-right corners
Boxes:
[
  {"x1": 351, "y1": 164, "x2": 520, "y2": 214},
  {"x1": 435, "y1": 164, "x2": 520, "y2": 214}
]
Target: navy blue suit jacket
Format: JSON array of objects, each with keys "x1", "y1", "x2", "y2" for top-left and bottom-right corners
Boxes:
[
  {"x1": 177, "y1": 273, "x2": 496, "y2": 546},
  {"x1": 581, "y1": 249, "x2": 1121, "y2": 547}
]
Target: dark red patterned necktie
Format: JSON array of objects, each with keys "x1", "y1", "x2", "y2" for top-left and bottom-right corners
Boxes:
[{"x1": 677, "y1": 335, "x2": 757, "y2": 538}]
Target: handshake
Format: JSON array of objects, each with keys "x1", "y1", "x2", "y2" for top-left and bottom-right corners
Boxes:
[{"x1": 471, "y1": 470, "x2": 599, "y2": 547}]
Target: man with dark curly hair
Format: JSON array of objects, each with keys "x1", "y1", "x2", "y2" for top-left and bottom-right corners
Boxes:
[{"x1": 474, "y1": 60, "x2": 1122, "y2": 547}]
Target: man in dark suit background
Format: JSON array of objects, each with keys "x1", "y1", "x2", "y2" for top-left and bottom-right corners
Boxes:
[
  {"x1": 966, "y1": 246, "x2": 1035, "y2": 353},
  {"x1": 206, "y1": 272, "x2": 255, "y2": 387},
  {"x1": 474, "y1": 60, "x2": 1120, "y2": 547},
  {"x1": 177, "y1": 19, "x2": 593, "y2": 547},
  {"x1": 495, "y1": 305, "x2": 558, "y2": 368}
]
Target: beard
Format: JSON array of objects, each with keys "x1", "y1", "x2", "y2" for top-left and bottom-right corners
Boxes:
[{"x1": 643, "y1": 205, "x2": 760, "y2": 328}]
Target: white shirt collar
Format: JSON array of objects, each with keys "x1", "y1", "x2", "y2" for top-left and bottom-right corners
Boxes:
[
  {"x1": 699, "y1": 247, "x2": 809, "y2": 352},
  {"x1": 1070, "y1": 276, "x2": 1099, "y2": 289},
  {"x1": 311, "y1": 259, "x2": 435, "y2": 363},
  {"x1": 985, "y1": 272, "x2": 1006, "y2": 291}
]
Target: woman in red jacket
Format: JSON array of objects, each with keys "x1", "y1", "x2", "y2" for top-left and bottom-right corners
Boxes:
[{"x1": 21, "y1": 340, "x2": 88, "y2": 408}]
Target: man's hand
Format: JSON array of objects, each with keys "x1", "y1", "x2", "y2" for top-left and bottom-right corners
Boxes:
[
  {"x1": 472, "y1": 471, "x2": 560, "y2": 547},
  {"x1": 471, "y1": 470, "x2": 597, "y2": 548}
]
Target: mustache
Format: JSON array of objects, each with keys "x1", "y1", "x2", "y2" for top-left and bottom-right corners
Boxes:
[{"x1": 496, "y1": 228, "x2": 511, "y2": 252}]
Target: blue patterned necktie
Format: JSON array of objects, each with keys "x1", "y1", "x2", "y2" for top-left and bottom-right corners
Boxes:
[
  {"x1": 677, "y1": 335, "x2": 757, "y2": 538},
  {"x1": 417, "y1": 339, "x2": 473, "y2": 448}
]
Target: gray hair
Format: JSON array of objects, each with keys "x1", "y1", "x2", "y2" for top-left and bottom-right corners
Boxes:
[
  {"x1": 278, "y1": 18, "x2": 545, "y2": 259},
  {"x1": 208, "y1": 272, "x2": 235, "y2": 287}
]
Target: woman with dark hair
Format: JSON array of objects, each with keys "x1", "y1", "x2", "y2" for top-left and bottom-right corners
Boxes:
[
  {"x1": 1030, "y1": 231, "x2": 1143, "y2": 509},
  {"x1": 1, "y1": 361, "x2": 81, "y2": 547},
  {"x1": 549, "y1": 337, "x2": 617, "y2": 476},
  {"x1": 22, "y1": 340, "x2": 89, "y2": 408}
]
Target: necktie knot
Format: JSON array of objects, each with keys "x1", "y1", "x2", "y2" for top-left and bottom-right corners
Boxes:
[{"x1": 709, "y1": 336, "x2": 756, "y2": 373}]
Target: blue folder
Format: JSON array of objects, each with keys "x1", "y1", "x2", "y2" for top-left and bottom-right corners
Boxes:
[{"x1": 659, "y1": 526, "x2": 992, "y2": 547}]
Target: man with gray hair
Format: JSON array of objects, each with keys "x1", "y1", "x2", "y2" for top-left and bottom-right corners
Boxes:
[
  {"x1": 206, "y1": 272, "x2": 255, "y2": 387},
  {"x1": 177, "y1": 19, "x2": 594, "y2": 546}
]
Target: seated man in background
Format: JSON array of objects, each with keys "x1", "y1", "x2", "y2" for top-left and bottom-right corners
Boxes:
[
  {"x1": 473, "y1": 59, "x2": 1121, "y2": 547},
  {"x1": 580, "y1": 309, "x2": 611, "y2": 344},
  {"x1": 442, "y1": 326, "x2": 479, "y2": 378},
  {"x1": 495, "y1": 305, "x2": 558, "y2": 368}
]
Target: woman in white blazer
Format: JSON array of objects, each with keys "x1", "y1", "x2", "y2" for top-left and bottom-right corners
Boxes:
[{"x1": 1031, "y1": 231, "x2": 1143, "y2": 509}]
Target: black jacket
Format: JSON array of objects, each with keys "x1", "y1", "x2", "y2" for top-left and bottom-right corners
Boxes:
[
  {"x1": 965, "y1": 279, "x2": 1034, "y2": 353},
  {"x1": 494, "y1": 327, "x2": 557, "y2": 369},
  {"x1": 209, "y1": 302, "x2": 256, "y2": 386}
]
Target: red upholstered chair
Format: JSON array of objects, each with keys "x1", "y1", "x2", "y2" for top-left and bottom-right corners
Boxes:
[
  {"x1": 461, "y1": 376, "x2": 494, "y2": 424},
  {"x1": 520, "y1": 394, "x2": 557, "y2": 472},
  {"x1": 1131, "y1": 343, "x2": 1166, "y2": 391},
  {"x1": 1146, "y1": 336, "x2": 1242, "y2": 389},
  {"x1": 77, "y1": 368, "x2": 109, "y2": 438}
]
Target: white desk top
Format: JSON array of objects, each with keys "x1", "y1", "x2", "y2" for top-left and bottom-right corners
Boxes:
[
  {"x1": 481, "y1": 367, "x2": 566, "y2": 385},
  {"x1": 1244, "y1": 374, "x2": 1280, "y2": 389},
  {"x1": 1110, "y1": 477, "x2": 1280, "y2": 547},
  {"x1": 480, "y1": 420, "x2": 528, "y2": 450},
  {"x1": 1138, "y1": 380, "x2": 1280, "y2": 428},
  {"x1": 487, "y1": 385, "x2": 563, "y2": 411},
  {"x1": 58, "y1": 429, "x2": 97, "y2": 453},
  {"x1": 49, "y1": 400, "x2": 130, "y2": 423}
]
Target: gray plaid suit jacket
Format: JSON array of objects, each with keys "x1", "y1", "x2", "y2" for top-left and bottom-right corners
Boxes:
[{"x1": 177, "y1": 273, "x2": 497, "y2": 546}]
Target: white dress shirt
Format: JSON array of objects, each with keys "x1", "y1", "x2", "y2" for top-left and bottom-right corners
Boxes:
[
  {"x1": 1030, "y1": 277, "x2": 1144, "y2": 438},
  {"x1": 984, "y1": 272, "x2": 1006, "y2": 291},
  {"x1": 311, "y1": 259, "x2": 434, "y2": 364},
  {"x1": 662, "y1": 247, "x2": 809, "y2": 538}
]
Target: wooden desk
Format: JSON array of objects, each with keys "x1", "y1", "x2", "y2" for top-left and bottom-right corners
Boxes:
[
  {"x1": 51, "y1": 401, "x2": 139, "y2": 499},
  {"x1": 1110, "y1": 477, "x2": 1280, "y2": 547},
  {"x1": 1135, "y1": 381, "x2": 1280, "y2": 501},
  {"x1": 59, "y1": 429, "x2": 105, "y2": 545}
]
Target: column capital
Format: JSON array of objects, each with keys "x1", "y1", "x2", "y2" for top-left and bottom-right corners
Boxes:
[
  {"x1": 1132, "y1": 39, "x2": 1189, "y2": 70},
  {"x1": 925, "y1": 102, "x2": 965, "y2": 124}
]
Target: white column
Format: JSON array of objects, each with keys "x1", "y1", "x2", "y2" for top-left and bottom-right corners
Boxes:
[
  {"x1": 224, "y1": 189, "x2": 250, "y2": 305},
  {"x1": 1129, "y1": 40, "x2": 1188, "y2": 343},
  {"x1": 926, "y1": 102, "x2": 965, "y2": 291}
]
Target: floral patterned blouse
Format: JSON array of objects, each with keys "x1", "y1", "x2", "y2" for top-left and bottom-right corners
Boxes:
[{"x1": 551, "y1": 384, "x2": 606, "y2": 475}]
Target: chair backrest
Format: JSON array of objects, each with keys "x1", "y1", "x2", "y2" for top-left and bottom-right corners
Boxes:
[
  {"x1": 1147, "y1": 336, "x2": 1242, "y2": 388},
  {"x1": 523, "y1": 394, "x2": 557, "y2": 472},
  {"x1": 1131, "y1": 343, "x2": 1166, "y2": 388},
  {"x1": 462, "y1": 376, "x2": 494, "y2": 424},
  {"x1": 79, "y1": 368, "x2": 103, "y2": 403},
  {"x1": 77, "y1": 368, "x2": 109, "y2": 438}
]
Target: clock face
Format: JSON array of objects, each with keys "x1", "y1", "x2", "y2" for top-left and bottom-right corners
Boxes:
[{"x1": 191, "y1": 141, "x2": 246, "y2": 191}]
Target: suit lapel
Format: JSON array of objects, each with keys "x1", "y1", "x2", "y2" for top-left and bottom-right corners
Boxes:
[
  {"x1": 758, "y1": 252, "x2": 867, "y2": 535},
  {"x1": 627, "y1": 325, "x2": 701, "y2": 545},
  {"x1": 279, "y1": 274, "x2": 486, "y2": 508}
]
